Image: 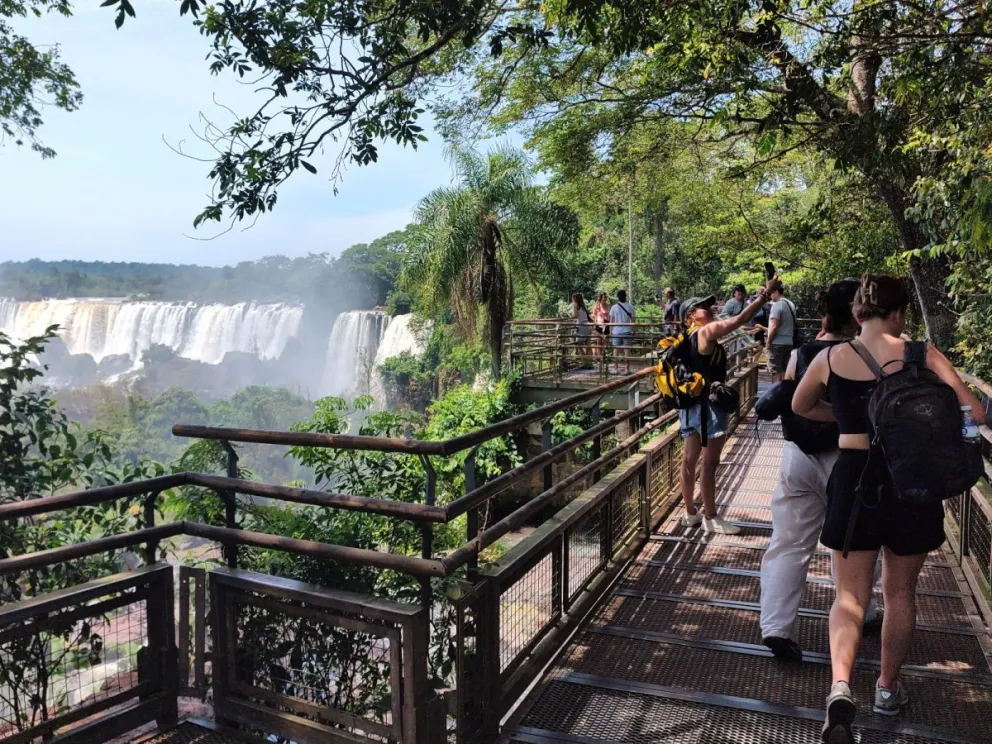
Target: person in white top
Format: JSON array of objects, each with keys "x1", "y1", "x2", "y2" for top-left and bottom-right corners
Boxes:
[
  {"x1": 608, "y1": 290, "x2": 636, "y2": 358},
  {"x1": 571, "y1": 292, "x2": 593, "y2": 369}
]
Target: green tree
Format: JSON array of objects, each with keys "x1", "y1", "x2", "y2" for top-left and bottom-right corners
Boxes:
[
  {"x1": 1, "y1": 0, "x2": 82, "y2": 158},
  {"x1": 403, "y1": 145, "x2": 578, "y2": 373},
  {"x1": 441, "y1": 0, "x2": 992, "y2": 348}
]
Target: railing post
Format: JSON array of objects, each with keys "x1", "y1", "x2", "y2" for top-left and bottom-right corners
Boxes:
[
  {"x1": 465, "y1": 449, "x2": 480, "y2": 580},
  {"x1": 542, "y1": 420, "x2": 554, "y2": 491},
  {"x1": 591, "y1": 401, "x2": 602, "y2": 483},
  {"x1": 220, "y1": 440, "x2": 240, "y2": 569},
  {"x1": 639, "y1": 456, "x2": 651, "y2": 536},
  {"x1": 146, "y1": 567, "x2": 179, "y2": 726},
  {"x1": 142, "y1": 490, "x2": 161, "y2": 565},
  {"x1": 960, "y1": 490, "x2": 971, "y2": 566}
]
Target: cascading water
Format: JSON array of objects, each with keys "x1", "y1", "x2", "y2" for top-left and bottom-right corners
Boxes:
[
  {"x1": 320, "y1": 312, "x2": 426, "y2": 402},
  {"x1": 0, "y1": 297, "x2": 303, "y2": 366},
  {"x1": 369, "y1": 314, "x2": 427, "y2": 406},
  {"x1": 321, "y1": 310, "x2": 390, "y2": 397}
]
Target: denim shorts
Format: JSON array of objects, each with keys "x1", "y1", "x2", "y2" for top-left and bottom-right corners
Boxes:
[
  {"x1": 679, "y1": 402, "x2": 729, "y2": 440},
  {"x1": 611, "y1": 334, "x2": 633, "y2": 347}
]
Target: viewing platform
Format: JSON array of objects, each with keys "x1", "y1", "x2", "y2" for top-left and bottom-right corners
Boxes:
[{"x1": 1, "y1": 342, "x2": 990, "y2": 744}]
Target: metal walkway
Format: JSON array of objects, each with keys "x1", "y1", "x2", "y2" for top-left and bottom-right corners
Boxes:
[{"x1": 505, "y1": 414, "x2": 992, "y2": 744}]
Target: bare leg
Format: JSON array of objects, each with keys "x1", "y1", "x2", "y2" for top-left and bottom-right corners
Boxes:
[
  {"x1": 699, "y1": 435, "x2": 726, "y2": 519},
  {"x1": 830, "y1": 549, "x2": 878, "y2": 683},
  {"x1": 680, "y1": 433, "x2": 702, "y2": 514},
  {"x1": 879, "y1": 548, "x2": 927, "y2": 689}
]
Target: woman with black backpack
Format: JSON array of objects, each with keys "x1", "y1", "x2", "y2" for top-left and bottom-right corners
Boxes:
[
  {"x1": 757, "y1": 280, "x2": 881, "y2": 662},
  {"x1": 793, "y1": 275, "x2": 984, "y2": 743}
]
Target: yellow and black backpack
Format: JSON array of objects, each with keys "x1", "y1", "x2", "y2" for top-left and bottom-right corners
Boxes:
[{"x1": 654, "y1": 329, "x2": 707, "y2": 410}]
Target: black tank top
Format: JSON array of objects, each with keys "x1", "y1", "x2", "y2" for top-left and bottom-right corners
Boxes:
[
  {"x1": 826, "y1": 343, "x2": 879, "y2": 435},
  {"x1": 689, "y1": 332, "x2": 727, "y2": 383}
]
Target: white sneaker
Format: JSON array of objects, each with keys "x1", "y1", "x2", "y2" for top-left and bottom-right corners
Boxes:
[
  {"x1": 704, "y1": 516, "x2": 741, "y2": 535},
  {"x1": 680, "y1": 512, "x2": 703, "y2": 528}
]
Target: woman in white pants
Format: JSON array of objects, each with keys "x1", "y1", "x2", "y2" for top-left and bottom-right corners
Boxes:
[{"x1": 759, "y1": 280, "x2": 880, "y2": 660}]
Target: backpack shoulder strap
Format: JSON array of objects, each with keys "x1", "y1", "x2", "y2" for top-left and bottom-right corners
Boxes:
[
  {"x1": 904, "y1": 340, "x2": 928, "y2": 369},
  {"x1": 849, "y1": 338, "x2": 884, "y2": 380}
]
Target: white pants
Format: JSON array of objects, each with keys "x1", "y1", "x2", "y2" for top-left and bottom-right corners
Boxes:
[{"x1": 759, "y1": 442, "x2": 879, "y2": 640}]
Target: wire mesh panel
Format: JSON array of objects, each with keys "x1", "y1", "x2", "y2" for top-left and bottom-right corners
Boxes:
[
  {"x1": 567, "y1": 504, "x2": 607, "y2": 602},
  {"x1": 498, "y1": 549, "x2": 562, "y2": 676},
  {"x1": 611, "y1": 472, "x2": 642, "y2": 559},
  {"x1": 967, "y1": 497, "x2": 992, "y2": 589},
  {"x1": 0, "y1": 565, "x2": 175, "y2": 744},
  {"x1": 210, "y1": 568, "x2": 426, "y2": 744}
]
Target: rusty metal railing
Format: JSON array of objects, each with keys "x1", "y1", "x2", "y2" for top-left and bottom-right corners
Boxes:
[
  {"x1": 0, "y1": 343, "x2": 765, "y2": 744},
  {"x1": 946, "y1": 372, "x2": 992, "y2": 625}
]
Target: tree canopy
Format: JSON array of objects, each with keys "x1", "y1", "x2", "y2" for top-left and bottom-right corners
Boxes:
[{"x1": 403, "y1": 145, "x2": 578, "y2": 372}]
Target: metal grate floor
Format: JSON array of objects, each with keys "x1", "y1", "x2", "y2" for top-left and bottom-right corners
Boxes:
[
  {"x1": 505, "y1": 405, "x2": 992, "y2": 744},
  {"x1": 140, "y1": 722, "x2": 247, "y2": 744}
]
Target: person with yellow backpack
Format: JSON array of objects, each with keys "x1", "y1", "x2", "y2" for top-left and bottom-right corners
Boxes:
[{"x1": 656, "y1": 279, "x2": 775, "y2": 534}]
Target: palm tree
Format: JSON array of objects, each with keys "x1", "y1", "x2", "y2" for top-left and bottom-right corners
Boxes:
[{"x1": 404, "y1": 145, "x2": 579, "y2": 375}]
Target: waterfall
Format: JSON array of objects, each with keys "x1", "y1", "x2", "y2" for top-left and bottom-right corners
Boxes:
[
  {"x1": 0, "y1": 298, "x2": 303, "y2": 366},
  {"x1": 320, "y1": 312, "x2": 427, "y2": 402},
  {"x1": 369, "y1": 314, "x2": 427, "y2": 407},
  {"x1": 321, "y1": 310, "x2": 390, "y2": 397}
]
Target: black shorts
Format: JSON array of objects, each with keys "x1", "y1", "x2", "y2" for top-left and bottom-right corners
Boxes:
[{"x1": 821, "y1": 449, "x2": 945, "y2": 556}]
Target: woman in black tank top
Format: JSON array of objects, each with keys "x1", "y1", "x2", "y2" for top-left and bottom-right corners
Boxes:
[
  {"x1": 758, "y1": 280, "x2": 885, "y2": 664},
  {"x1": 793, "y1": 275, "x2": 984, "y2": 741}
]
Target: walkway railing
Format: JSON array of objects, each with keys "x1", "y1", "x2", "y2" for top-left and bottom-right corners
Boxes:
[
  {"x1": 947, "y1": 372, "x2": 992, "y2": 623},
  {"x1": 504, "y1": 319, "x2": 757, "y2": 387},
  {"x1": 3, "y1": 337, "x2": 989, "y2": 744},
  {"x1": 0, "y1": 342, "x2": 760, "y2": 744}
]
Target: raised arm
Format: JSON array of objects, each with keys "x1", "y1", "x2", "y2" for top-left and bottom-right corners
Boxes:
[
  {"x1": 699, "y1": 287, "x2": 770, "y2": 343},
  {"x1": 793, "y1": 349, "x2": 835, "y2": 422},
  {"x1": 925, "y1": 344, "x2": 985, "y2": 416}
]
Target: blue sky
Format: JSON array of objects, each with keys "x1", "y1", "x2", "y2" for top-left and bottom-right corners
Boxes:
[{"x1": 0, "y1": 3, "x2": 476, "y2": 266}]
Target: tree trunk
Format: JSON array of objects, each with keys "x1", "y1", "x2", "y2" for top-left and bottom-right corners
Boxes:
[
  {"x1": 875, "y1": 178, "x2": 955, "y2": 349},
  {"x1": 653, "y1": 212, "x2": 664, "y2": 299},
  {"x1": 480, "y1": 219, "x2": 506, "y2": 377}
]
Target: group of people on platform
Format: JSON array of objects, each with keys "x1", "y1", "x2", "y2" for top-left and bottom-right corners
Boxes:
[
  {"x1": 666, "y1": 275, "x2": 985, "y2": 744},
  {"x1": 569, "y1": 290, "x2": 637, "y2": 367}
]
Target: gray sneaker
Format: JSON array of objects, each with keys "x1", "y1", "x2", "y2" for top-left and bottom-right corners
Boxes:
[
  {"x1": 822, "y1": 681, "x2": 856, "y2": 744},
  {"x1": 873, "y1": 679, "x2": 909, "y2": 716}
]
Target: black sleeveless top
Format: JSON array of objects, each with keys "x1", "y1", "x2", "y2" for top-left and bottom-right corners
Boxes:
[
  {"x1": 826, "y1": 343, "x2": 879, "y2": 435},
  {"x1": 689, "y1": 332, "x2": 727, "y2": 384}
]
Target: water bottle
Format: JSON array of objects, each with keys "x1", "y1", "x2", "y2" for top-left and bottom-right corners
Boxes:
[{"x1": 961, "y1": 406, "x2": 981, "y2": 443}]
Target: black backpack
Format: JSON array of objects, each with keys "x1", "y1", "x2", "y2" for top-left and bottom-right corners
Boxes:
[
  {"x1": 783, "y1": 342, "x2": 841, "y2": 454},
  {"x1": 850, "y1": 338, "x2": 984, "y2": 505}
]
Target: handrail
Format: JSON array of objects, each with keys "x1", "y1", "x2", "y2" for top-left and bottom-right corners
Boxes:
[
  {"x1": 173, "y1": 366, "x2": 658, "y2": 456},
  {"x1": 0, "y1": 472, "x2": 446, "y2": 524},
  {"x1": 0, "y1": 473, "x2": 186, "y2": 520},
  {"x1": 441, "y1": 408, "x2": 679, "y2": 573},
  {"x1": 0, "y1": 521, "x2": 446, "y2": 579},
  {"x1": 444, "y1": 392, "x2": 663, "y2": 519},
  {"x1": 185, "y1": 473, "x2": 448, "y2": 523}
]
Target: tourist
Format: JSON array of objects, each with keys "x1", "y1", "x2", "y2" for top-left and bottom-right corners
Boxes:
[
  {"x1": 592, "y1": 292, "x2": 610, "y2": 363},
  {"x1": 678, "y1": 280, "x2": 775, "y2": 535},
  {"x1": 722, "y1": 284, "x2": 746, "y2": 317},
  {"x1": 793, "y1": 274, "x2": 983, "y2": 740},
  {"x1": 609, "y1": 290, "x2": 636, "y2": 360},
  {"x1": 663, "y1": 287, "x2": 680, "y2": 323},
  {"x1": 571, "y1": 292, "x2": 592, "y2": 369},
  {"x1": 766, "y1": 278, "x2": 797, "y2": 382},
  {"x1": 758, "y1": 280, "x2": 881, "y2": 662}
]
